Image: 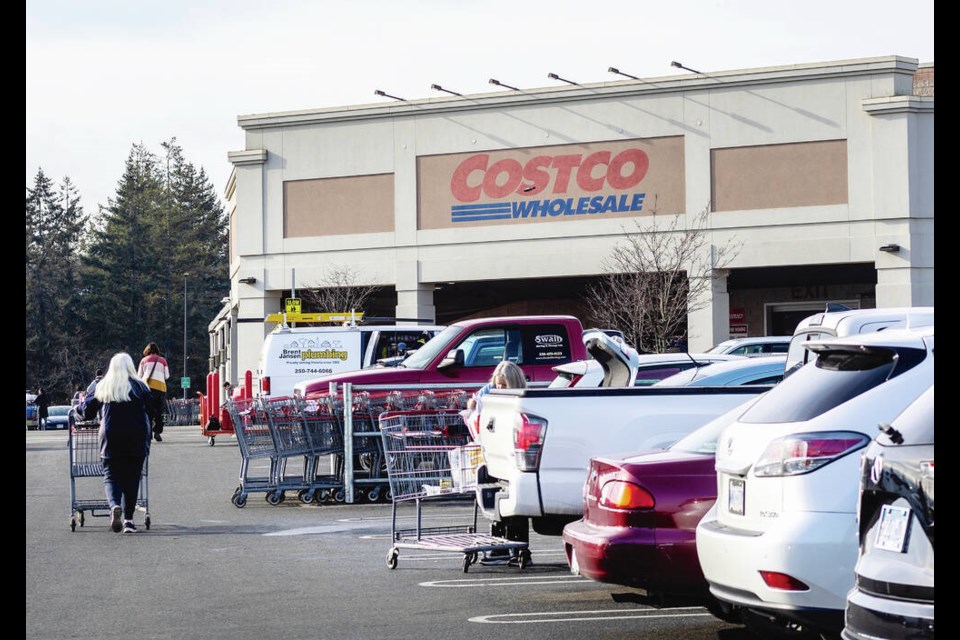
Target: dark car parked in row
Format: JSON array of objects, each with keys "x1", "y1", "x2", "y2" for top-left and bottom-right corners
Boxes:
[{"x1": 842, "y1": 384, "x2": 934, "y2": 640}]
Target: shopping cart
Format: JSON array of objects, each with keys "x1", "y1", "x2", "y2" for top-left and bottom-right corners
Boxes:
[
  {"x1": 226, "y1": 397, "x2": 280, "y2": 508},
  {"x1": 295, "y1": 395, "x2": 345, "y2": 503},
  {"x1": 68, "y1": 420, "x2": 150, "y2": 532},
  {"x1": 379, "y1": 410, "x2": 529, "y2": 572}
]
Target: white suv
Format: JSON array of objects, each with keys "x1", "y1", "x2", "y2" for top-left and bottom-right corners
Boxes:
[{"x1": 695, "y1": 326, "x2": 934, "y2": 639}]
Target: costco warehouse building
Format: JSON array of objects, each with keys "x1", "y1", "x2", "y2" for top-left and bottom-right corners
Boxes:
[{"x1": 209, "y1": 55, "x2": 934, "y2": 391}]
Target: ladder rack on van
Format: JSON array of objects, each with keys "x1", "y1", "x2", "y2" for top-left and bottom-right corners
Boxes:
[{"x1": 265, "y1": 311, "x2": 365, "y2": 326}]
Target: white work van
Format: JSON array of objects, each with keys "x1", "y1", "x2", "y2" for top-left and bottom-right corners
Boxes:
[
  {"x1": 784, "y1": 305, "x2": 934, "y2": 376},
  {"x1": 256, "y1": 324, "x2": 443, "y2": 397}
]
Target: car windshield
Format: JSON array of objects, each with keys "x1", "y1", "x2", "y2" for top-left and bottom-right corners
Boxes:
[
  {"x1": 670, "y1": 398, "x2": 758, "y2": 454},
  {"x1": 48, "y1": 406, "x2": 71, "y2": 416},
  {"x1": 397, "y1": 326, "x2": 461, "y2": 369}
]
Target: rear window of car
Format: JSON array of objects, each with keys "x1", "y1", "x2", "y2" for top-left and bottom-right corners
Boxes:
[
  {"x1": 877, "y1": 386, "x2": 934, "y2": 446},
  {"x1": 740, "y1": 345, "x2": 927, "y2": 424}
]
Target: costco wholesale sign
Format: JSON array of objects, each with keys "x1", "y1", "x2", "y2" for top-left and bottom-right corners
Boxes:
[{"x1": 417, "y1": 136, "x2": 685, "y2": 230}]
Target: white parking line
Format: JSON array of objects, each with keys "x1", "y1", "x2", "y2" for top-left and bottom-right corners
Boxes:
[
  {"x1": 420, "y1": 574, "x2": 594, "y2": 588},
  {"x1": 469, "y1": 607, "x2": 713, "y2": 624}
]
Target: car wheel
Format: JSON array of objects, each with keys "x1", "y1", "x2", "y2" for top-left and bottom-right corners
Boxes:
[
  {"x1": 703, "y1": 597, "x2": 742, "y2": 624},
  {"x1": 741, "y1": 609, "x2": 822, "y2": 640}
]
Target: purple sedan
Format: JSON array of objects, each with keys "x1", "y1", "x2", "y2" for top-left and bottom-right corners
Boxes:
[{"x1": 561, "y1": 401, "x2": 757, "y2": 622}]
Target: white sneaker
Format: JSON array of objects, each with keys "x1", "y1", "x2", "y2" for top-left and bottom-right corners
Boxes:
[{"x1": 122, "y1": 520, "x2": 138, "y2": 533}]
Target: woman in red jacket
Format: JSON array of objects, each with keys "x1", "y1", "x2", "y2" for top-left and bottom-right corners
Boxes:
[{"x1": 137, "y1": 342, "x2": 170, "y2": 443}]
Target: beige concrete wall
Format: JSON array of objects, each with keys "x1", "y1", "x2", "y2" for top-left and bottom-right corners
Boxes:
[{"x1": 283, "y1": 174, "x2": 395, "y2": 237}]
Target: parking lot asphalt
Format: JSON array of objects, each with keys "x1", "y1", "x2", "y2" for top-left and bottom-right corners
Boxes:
[{"x1": 26, "y1": 425, "x2": 750, "y2": 640}]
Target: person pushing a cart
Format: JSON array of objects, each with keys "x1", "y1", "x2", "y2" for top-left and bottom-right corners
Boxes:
[{"x1": 80, "y1": 353, "x2": 153, "y2": 534}]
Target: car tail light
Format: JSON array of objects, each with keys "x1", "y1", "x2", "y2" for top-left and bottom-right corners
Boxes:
[
  {"x1": 599, "y1": 480, "x2": 655, "y2": 510},
  {"x1": 920, "y1": 459, "x2": 934, "y2": 478},
  {"x1": 260, "y1": 376, "x2": 271, "y2": 395},
  {"x1": 754, "y1": 431, "x2": 869, "y2": 477},
  {"x1": 513, "y1": 413, "x2": 546, "y2": 471},
  {"x1": 759, "y1": 571, "x2": 809, "y2": 591}
]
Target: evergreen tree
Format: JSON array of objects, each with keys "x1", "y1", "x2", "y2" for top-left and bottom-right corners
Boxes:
[
  {"x1": 81, "y1": 139, "x2": 228, "y2": 399},
  {"x1": 82, "y1": 143, "x2": 165, "y2": 363},
  {"x1": 26, "y1": 170, "x2": 88, "y2": 399}
]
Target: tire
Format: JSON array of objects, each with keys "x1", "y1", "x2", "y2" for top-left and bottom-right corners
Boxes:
[
  {"x1": 266, "y1": 491, "x2": 283, "y2": 506},
  {"x1": 70, "y1": 517, "x2": 76, "y2": 532},
  {"x1": 462, "y1": 554, "x2": 471, "y2": 573},
  {"x1": 208, "y1": 436, "x2": 215, "y2": 446},
  {"x1": 704, "y1": 598, "x2": 742, "y2": 624},
  {"x1": 232, "y1": 489, "x2": 248, "y2": 508},
  {"x1": 741, "y1": 608, "x2": 823, "y2": 640},
  {"x1": 298, "y1": 490, "x2": 315, "y2": 504},
  {"x1": 366, "y1": 488, "x2": 380, "y2": 502},
  {"x1": 332, "y1": 489, "x2": 346, "y2": 503},
  {"x1": 78, "y1": 511, "x2": 85, "y2": 527},
  {"x1": 386, "y1": 548, "x2": 398, "y2": 569},
  {"x1": 144, "y1": 516, "x2": 151, "y2": 530}
]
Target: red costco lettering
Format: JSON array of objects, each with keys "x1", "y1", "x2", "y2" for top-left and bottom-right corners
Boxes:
[{"x1": 450, "y1": 149, "x2": 650, "y2": 202}]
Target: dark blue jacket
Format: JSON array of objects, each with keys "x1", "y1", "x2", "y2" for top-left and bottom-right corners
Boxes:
[{"x1": 81, "y1": 377, "x2": 152, "y2": 459}]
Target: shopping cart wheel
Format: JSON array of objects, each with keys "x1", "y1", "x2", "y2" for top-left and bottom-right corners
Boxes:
[
  {"x1": 463, "y1": 553, "x2": 478, "y2": 573},
  {"x1": 70, "y1": 517, "x2": 76, "y2": 532},
  {"x1": 315, "y1": 489, "x2": 331, "y2": 504},
  {"x1": 332, "y1": 489, "x2": 346, "y2": 503},
  {"x1": 208, "y1": 436, "x2": 215, "y2": 446},
  {"x1": 144, "y1": 516, "x2": 151, "y2": 530},
  {"x1": 78, "y1": 510, "x2": 85, "y2": 527},
  {"x1": 265, "y1": 491, "x2": 283, "y2": 506},
  {"x1": 518, "y1": 548, "x2": 532, "y2": 569},
  {"x1": 231, "y1": 488, "x2": 247, "y2": 508},
  {"x1": 366, "y1": 487, "x2": 380, "y2": 502},
  {"x1": 297, "y1": 490, "x2": 315, "y2": 504},
  {"x1": 386, "y1": 548, "x2": 399, "y2": 569}
]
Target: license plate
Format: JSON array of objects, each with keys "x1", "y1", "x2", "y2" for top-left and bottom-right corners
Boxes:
[
  {"x1": 728, "y1": 478, "x2": 745, "y2": 515},
  {"x1": 875, "y1": 504, "x2": 910, "y2": 553}
]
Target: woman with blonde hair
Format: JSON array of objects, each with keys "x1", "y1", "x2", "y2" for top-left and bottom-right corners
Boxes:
[{"x1": 80, "y1": 352, "x2": 152, "y2": 533}]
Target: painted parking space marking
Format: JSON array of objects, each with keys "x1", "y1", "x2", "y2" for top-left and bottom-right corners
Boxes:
[
  {"x1": 421, "y1": 574, "x2": 594, "y2": 588},
  {"x1": 469, "y1": 607, "x2": 713, "y2": 624}
]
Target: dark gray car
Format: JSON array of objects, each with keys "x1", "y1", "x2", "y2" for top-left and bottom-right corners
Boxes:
[{"x1": 843, "y1": 384, "x2": 934, "y2": 640}]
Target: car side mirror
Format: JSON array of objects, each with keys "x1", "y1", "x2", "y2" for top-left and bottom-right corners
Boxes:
[{"x1": 438, "y1": 348, "x2": 465, "y2": 369}]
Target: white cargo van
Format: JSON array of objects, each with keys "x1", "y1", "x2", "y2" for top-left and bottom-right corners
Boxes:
[
  {"x1": 784, "y1": 305, "x2": 934, "y2": 376},
  {"x1": 256, "y1": 324, "x2": 443, "y2": 397}
]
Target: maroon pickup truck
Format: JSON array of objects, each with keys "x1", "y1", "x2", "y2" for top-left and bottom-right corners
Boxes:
[{"x1": 295, "y1": 315, "x2": 588, "y2": 397}]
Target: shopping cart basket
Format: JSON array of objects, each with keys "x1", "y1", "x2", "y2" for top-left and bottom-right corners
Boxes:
[
  {"x1": 68, "y1": 421, "x2": 150, "y2": 531},
  {"x1": 379, "y1": 410, "x2": 529, "y2": 572},
  {"x1": 226, "y1": 397, "x2": 280, "y2": 508}
]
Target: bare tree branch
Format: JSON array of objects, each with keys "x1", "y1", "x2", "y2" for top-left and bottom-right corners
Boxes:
[
  {"x1": 586, "y1": 203, "x2": 742, "y2": 353},
  {"x1": 298, "y1": 264, "x2": 383, "y2": 321}
]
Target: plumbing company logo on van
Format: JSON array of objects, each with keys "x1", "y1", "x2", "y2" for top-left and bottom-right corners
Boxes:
[
  {"x1": 279, "y1": 339, "x2": 350, "y2": 364},
  {"x1": 449, "y1": 149, "x2": 648, "y2": 223}
]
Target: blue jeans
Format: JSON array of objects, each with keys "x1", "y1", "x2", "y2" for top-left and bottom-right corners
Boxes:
[{"x1": 102, "y1": 456, "x2": 145, "y2": 520}]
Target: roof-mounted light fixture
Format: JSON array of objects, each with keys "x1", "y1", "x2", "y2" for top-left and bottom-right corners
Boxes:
[
  {"x1": 547, "y1": 72, "x2": 578, "y2": 86},
  {"x1": 670, "y1": 61, "x2": 702, "y2": 74},
  {"x1": 489, "y1": 78, "x2": 521, "y2": 91},
  {"x1": 608, "y1": 66, "x2": 641, "y2": 80},
  {"x1": 374, "y1": 89, "x2": 406, "y2": 101},
  {"x1": 238, "y1": 276, "x2": 257, "y2": 284},
  {"x1": 430, "y1": 84, "x2": 462, "y2": 97},
  {"x1": 879, "y1": 243, "x2": 901, "y2": 253}
]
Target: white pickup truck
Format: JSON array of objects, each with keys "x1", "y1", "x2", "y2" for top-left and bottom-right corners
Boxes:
[{"x1": 474, "y1": 383, "x2": 769, "y2": 535}]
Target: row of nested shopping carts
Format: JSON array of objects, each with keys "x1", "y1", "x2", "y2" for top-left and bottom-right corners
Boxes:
[{"x1": 223, "y1": 388, "x2": 469, "y2": 507}]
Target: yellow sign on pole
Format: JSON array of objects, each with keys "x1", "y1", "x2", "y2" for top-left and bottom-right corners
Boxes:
[{"x1": 285, "y1": 298, "x2": 302, "y2": 314}]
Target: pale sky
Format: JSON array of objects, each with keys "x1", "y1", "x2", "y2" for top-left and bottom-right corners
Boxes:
[{"x1": 26, "y1": 0, "x2": 934, "y2": 217}]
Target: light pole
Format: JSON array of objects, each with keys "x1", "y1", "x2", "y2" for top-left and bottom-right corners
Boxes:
[{"x1": 183, "y1": 273, "x2": 188, "y2": 400}]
